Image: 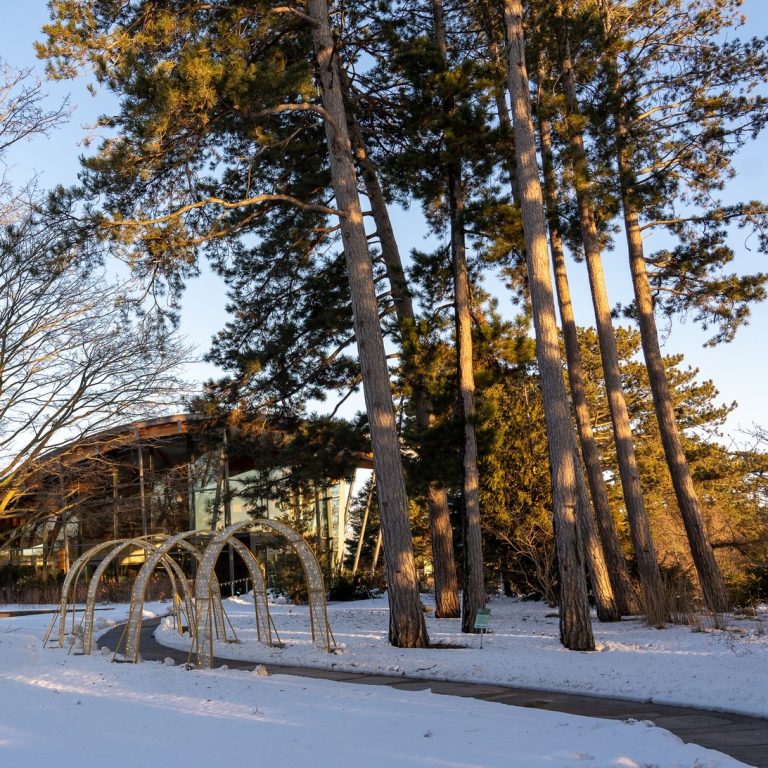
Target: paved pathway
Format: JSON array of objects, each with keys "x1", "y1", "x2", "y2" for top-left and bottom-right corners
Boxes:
[
  {"x1": 94, "y1": 619, "x2": 768, "y2": 767},
  {"x1": 0, "y1": 607, "x2": 114, "y2": 618}
]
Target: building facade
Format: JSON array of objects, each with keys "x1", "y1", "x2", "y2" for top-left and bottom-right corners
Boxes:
[{"x1": 1, "y1": 414, "x2": 367, "y2": 582}]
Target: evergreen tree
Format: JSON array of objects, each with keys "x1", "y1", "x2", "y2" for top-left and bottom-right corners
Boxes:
[
  {"x1": 337, "y1": 51, "x2": 461, "y2": 619},
  {"x1": 537, "y1": 0, "x2": 666, "y2": 622},
  {"x1": 41, "y1": 0, "x2": 428, "y2": 648},
  {"x1": 593, "y1": 0, "x2": 768, "y2": 612},
  {"x1": 578, "y1": 326, "x2": 767, "y2": 600},
  {"x1": 502, "y1": 0, "x2": 594, "y2": 650},
  {"x1": 478, "y1": 362, "x2": 557, "y2": 603},
  {"x1": 309, "y1": 0, "x2": 428, "y2": 646},
  {"x1": 428, "y1": 0, "x2": 485, "y2": 634},
  {"x1": 479, "y1": 322, "x2": 768, "y2": 608},
  {"x1": 351, "y1": 0, "x2": 500, "y2": 630},
  {"x1": 536, "y1": 60, "x2": 635, "y2": 617}
]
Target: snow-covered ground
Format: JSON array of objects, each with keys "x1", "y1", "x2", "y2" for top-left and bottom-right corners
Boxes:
[
  {"x1": 1, "y1": 596, "x2": 764, "y2": 767},
  {"x1": 156, "y1": 594, "x2": 768, "y2": 718}
]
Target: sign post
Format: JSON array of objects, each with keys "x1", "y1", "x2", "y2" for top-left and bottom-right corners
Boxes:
[{"x1": 474, "y1": 607, "x2": 491, "y2": 648}]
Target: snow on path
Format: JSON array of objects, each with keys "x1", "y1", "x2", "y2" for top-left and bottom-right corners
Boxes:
[
  {"x1": 0, "y1": 603, "x2": 752, "y2": 768},
  {"x1": 155, "y1": 595, "x2": 768, "y2": 719}
]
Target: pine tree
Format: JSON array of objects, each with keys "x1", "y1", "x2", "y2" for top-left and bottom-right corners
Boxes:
[
  {"x1": 536, "y1": 60, "x2": 631, "y2": 619},
  {"x1": 502, "y1": 0, "x2": 594, "y2": 650},
  {"x1": 351, "y1": 0, "x2": 492, "y2": 630},
  {"x1": 593, "y1": 0, "x2": 768, "y2": 612},
  {"x1": 429, "y1": 0, "x2": 485, "y2": 634},
  {"x1": 577, "y1": 325, "x2": 768, "y2": 600},
  {"x1": 41, "y1": 0, "x2": 429, "y2": 647},
  {"x1": 307, "y1": 0, "x2": 428, "y2": 646},
  {"x1": 338, "y1": 60, "x2": 461, "y2": 619},
  {"x1": 541, "y1": 0, "x2": 666, "y2": 622}
]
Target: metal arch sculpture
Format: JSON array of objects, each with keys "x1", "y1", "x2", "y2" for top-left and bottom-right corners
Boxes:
[
  {"x1": 193, "y1": 519, "x2": 334, "y2": 668},
  {"x1": 257, "y1": 519, "x2": 335, "y2": 651},
  {"x1": 44, "y1": 536, "x2": 164, "y2": 649},
  {"x1": 227, "y1": 537, "x2": 275, "y2": 647},
  {"x1": 188, "y1": 533, "x2": 277, "y2": 667},
  {"x1": 44, "y1": 535, "x2": 195, "y2": 654},
  {"x1": 44, "y1": 520, "x2": 331, "y2": 668},
  {"x1": 254, "y1": 519, "x2": 334, "y2": 652},
  {"x1": 119, "y1": 533, "x2": 276, "y2": 664},
  {"x1": 121, "y1": 530, "x2": 237, "y2": 663},
  {"x1": 79, "y1": 538, "x2": 196, "y2": 656}
]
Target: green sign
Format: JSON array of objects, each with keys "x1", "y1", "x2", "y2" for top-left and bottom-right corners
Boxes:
[{"x1": 474, "y1": 608, "x2": 491, "y2": 630}]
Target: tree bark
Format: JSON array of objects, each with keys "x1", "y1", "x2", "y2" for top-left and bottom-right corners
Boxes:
[
  {"x1": 447, "y1": 168, "x2": 486, "y2": 633},
  {"x1": 342, "y1": 74, "x2": 460, "y2": 618},
  {"x1": 554, "y1": 27, "x2": 666, "y2": 619},
  {"x1": 623, "y1": 192, "x2": 731, "y2": 614},
  {"x1": 307, "y1": 0, "x2": 428, "y2": 647},
  {"x1": 503, "y1": 0, "x2": 594, "y2": 651},
  {"x1": 574, "y1": 449, "x2": 620, "y2": 621},
  {"x1": 431, "y1": 0, "x2": 485, "y2": 632},
  {"x1": 537, "y1": 82, "x2": 629, "y2": 619},
  {"x1": 599, "y1": 1, "x2": 730, "y2": 614}
]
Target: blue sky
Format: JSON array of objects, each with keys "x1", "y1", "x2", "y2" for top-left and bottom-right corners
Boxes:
[{"x1": 1, "y1": 1, "x2": 766, "y2": 440}]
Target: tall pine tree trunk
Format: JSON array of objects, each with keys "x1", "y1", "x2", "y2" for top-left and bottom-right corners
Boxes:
[
  {"x1": 558, "y1": 27, "x2": 666, "y2": 623},
  {"x1": 342, "y1": 70, "x2": 460, "y2": 618},
  {"x1": 503, "y1": 0, "x2": 593, "y2": 650},
  {"x1": 431, "y1": 0, "x2": 485, "y2": 632},
  {"x1": 620, "y1": 200, "x2": 729, "y2": 613},
  {"x1": 537, "y1": 80, "x2": 635, "y2": 618},
  {"x1": 495, "y1": 4, "x2": 618, "y2": 620},
  {"x1": 574, "y1": 447, "x2": 620, "y2": 621},
  {"x1": 308, "y1": 0, "x2": 428, "y2": 647},
  {"x1": 600, "y1": 2, "x2": 730, "y2": 615},
  {"x1": 448, "y1": 168, "x2": 486, "y2": 633}
]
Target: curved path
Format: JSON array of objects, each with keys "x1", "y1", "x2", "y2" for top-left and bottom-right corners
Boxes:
[{"x1": 100, "y1": 619, "x2": 767, "y2": 768}]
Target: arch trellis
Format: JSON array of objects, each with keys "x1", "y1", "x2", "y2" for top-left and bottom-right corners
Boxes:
[
  {"x1": 120, "y1": 532, "x2": 276, "y2": 664},
  {"x1": 82, "y1": 538, "x2": 197, "y2": 655},
  {"x1": 44, "y1": 535, "x2": 200, "y2": 654},
  {"x1": 44, "y1": 536, "x2": 165, "y2": 649},
  {"x1": 44, "y1": 520, "x2": 334, "y2": 668},
  {"x1": 193, "y1": 519, "x2": 335, "y2": 668},
  {"x1": 121, "y1": 530, "x2": 233, "y2": 662}
]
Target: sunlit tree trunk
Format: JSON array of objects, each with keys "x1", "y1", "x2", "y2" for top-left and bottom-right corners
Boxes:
[
  {"x1": 431, "y1": 0, "x2": 485, "y2": 633},
  {"x1": 308, "y1": 0, "x2": 429, "y2": 647},
  {"x1": 622, "y1": 185, "x2": 730, "y2": 614},
  {"x1": 600, "y1": 0, "x2": 730, "y2": 615},
  {"x1": 503, "y1": 0, "x2": 594, "y2": 650},
  {"x1": 537, "y1": 77, "x2": 630, "y2": 619},
  {"x1": 557, "y1": 24, "x2": 665, "y2": 622},
  {"x1": 574, "y1": 451, "x2": 620, "y2": 621},
  {"x1": 343, "y1": 78, "x2": 460, "y2": 618}
]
